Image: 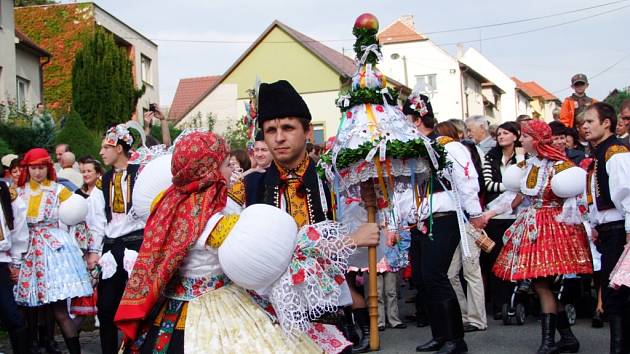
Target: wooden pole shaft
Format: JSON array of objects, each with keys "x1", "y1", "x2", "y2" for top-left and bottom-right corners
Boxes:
[{"x1": 366, "y1": 205, "x2": 379, "y2": 351}]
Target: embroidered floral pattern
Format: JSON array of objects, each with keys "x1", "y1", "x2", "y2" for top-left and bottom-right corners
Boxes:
[{"x1": 163, "y1": 274, "x2": 229, "y2": 301}]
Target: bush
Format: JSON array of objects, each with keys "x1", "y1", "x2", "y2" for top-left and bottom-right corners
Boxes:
[
  {"x1": 55, "y1": 111, "x2": 101, "y2": 160},
  {"x1": 0, "y1": 138, "x2": 13, "y2": 157}
]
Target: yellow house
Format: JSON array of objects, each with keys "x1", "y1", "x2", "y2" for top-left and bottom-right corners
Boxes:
[
  {"x1": 512, "y1": 78, "x2": 561, "y2": 122},
  {"x1": 170, "y1": 20, "x2": 409, "y2": 144}
]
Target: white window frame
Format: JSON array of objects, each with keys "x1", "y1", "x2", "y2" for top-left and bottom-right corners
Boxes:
[
  {"x1": 141, "y1": 54, "x2": 152, "y2": 85},
  {"x1": 16, "y1": 76, "x2": 30, "y2": 109},
  {"x1": 312, "y1": 123, "x2": 325, "y2": 145},
  {"x1": 414, "y1": 74, "x2": 438, "y2": 94}
]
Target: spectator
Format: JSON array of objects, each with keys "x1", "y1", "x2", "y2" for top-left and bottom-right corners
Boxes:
[
  {"x1": 447, "y1": 118, "x2": 466, "y2": 141},
  {"x1": 618, "y1": 98, "x2": 630, "y2": 146},
  {"x1": 57, "y1": 152, "x2": 83, "y2": 188},
  {"x1": 575, "y1": 117, "x2": 592, "y2": 156},
  {"x1": 552, "y1": 107, "x2": 561, "y2": 122},
  {"x1": 516, "y1": 114, "x2": 532, "y2": 124},
  {"x1": 565, "y1": 127, "x2": 580, "y2": 150},
  {"x1": 142, "y1": 105, "x2": 172, "y2": 147},
  {"x1": 54, "y1": 144, "x2": 70, "y2": 173},
  {"x1": 1, "y1": 154, "x2": 18, "y2": 182},
  {"x1": 230, "y1": 149, "x2": 251, "y2": 172},
  {"x1": 307, "y1": 142, "x2": 322, "y2": 163},
  {"x1": 559, "y1": 73, "x2": 597, "y2": 128},
  {"x1": 481, "y1": 121, "x2": 524, "y2": 320},
  {"x1": 489, "y1": 124, "x2": 499, "y2": 140},
  {"x1": 465, "y1": 115, "x2": 496, "y2": 158},
  {"x1": 549, "y1": 121, "x2": 586, "y2": 165}
]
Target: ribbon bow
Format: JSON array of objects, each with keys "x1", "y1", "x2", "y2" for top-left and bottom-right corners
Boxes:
[{"x1": 360, "y1": 44, "x2": 383, "y2": 64}]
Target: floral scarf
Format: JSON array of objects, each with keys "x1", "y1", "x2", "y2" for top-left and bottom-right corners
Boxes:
[{"x1": 115, "y1": 132, "x2": 229, "y2": 340}]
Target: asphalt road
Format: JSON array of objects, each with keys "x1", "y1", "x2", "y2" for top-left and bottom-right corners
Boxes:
[{"x1": 0, "y1": 294, "x2": 610, "y2": 354}]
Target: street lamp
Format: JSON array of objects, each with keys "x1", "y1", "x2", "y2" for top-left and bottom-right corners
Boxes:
[{"x1": 390, "y1": 53, "x2": 408, "y2": 87}]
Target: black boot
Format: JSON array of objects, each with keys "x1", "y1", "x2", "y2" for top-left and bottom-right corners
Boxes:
[
  {"x1": 352, "y1": 308, "x2": 371, "y2": 353},
  {"x1": 39, "y1": 325, "x2": 62, "y2": 354},
  {"x1": 416, "y1": 301, "x2": 444, "y2": 352},
  {"x1": 609, "y1": 315, "x2": 624, "y2": 354},
  {"x1": 8, "y1": 326, "x2": 32, "y2": 354},
  {"x1": 341, "y1": 307, "x2": 360, "y2": 347},
  {"x1": 556, "y1": 311, "x2": 579, "y2": 353},
  {"x1": 537, "y1": 313, "x2": 559, "y2": 354},
  {"x1": 63, "y1": 336, "x2": 81, "y2": 354},
  {"x1": 435, "y1": 299, "x2": 468, "y2": 354}
]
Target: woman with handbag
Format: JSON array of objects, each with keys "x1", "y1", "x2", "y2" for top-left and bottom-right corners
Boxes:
[{"x1": 480, "y1": 122, "x2": 524, "y2": 320}]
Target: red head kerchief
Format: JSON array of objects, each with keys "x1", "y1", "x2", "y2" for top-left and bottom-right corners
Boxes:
[
  {"x1": 18, "y1": 148, "x2": 56, "y2": 186},
  {"x1": 115, "y1": 131, "x2": 230, "y2": 341},
  {"x1": 521, "y1": 120, "x2": 567, "y2": 162}
]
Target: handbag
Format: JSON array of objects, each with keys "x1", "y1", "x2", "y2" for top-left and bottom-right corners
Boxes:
[{"x1": 470, "y1": 228, "x2": 495, "y2": 254}]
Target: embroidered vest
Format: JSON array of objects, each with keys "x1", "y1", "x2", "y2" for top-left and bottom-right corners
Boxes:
[
  {"x1": 102, "y1": 164, "x2": 140, "y2": 222},
  {"x1": 589, "y1": 135, "x2": 630, "y2": 211}
]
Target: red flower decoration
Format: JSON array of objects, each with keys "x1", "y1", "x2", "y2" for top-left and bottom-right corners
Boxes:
[
  {"x1": 377, "y1": 197, "x2": 389, "y2": 209},
  {"x1": 375, "y1": 105, "x2": 385, "y2": 112},
  {"x1": 578, "y1": 205, "x2": 587, "y2": 214},
  {"x1": 334, "y1": 274, "x2": 345, "y2": 285},
  {"x1": 331, "y1": 339, "x2": 342, "y2": 347},
  {"x1": 292, "y1": 268, "x2": 305, "y2": 285},
  {"x1": 313, "y1": 323, "x2": 325, "y2": 332},
  {"x1": 346, "y1": 111, "x2": 353, "y2": 119},
  {"x1": 307, "y1": 227, "x2": 320, "y2": 241}
]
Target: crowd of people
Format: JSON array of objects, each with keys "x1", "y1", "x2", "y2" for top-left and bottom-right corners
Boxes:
[{"x1": 0, "y1": 73, "x2": 629, "y2": 354}]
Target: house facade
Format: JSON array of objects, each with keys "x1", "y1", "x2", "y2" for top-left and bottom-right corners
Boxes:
[
  {"x1": 0, "y1": 0, "x2": 50, "y2": 113},
  {"x1": 171, "y1": 20, "x2": 409, "y2": 143},
  {"x1": 15, "y1": 2, "x2": 158, "y2": 120},
  {"x1": 378, "y1": 16, "x2": 491, "y2": 121},
  {"x1": 512, "y1": 78, "x2": 560, "y2": 121}
]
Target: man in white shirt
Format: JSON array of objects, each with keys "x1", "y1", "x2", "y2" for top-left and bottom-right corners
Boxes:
[
  {"x1": 404, "y1": 96, "x2": 488, "y2": 354},
  {"x1": 582, "y1": 102, "x2": 630, "y2": 354},
  {"x1": 93, "y1": 124, "x2": 146, "y2": 354}
]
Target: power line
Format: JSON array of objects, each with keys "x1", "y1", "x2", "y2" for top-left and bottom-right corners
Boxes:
[
  {"x1": 436, "y1": 4, "x2": 630, "y2": 46},
  {"x1": 125, "y1": 0, "x2": 628, "y2": 45},
  {"x1": 423, "y1": 0, "x2": 628, "y2": 34},
  {"x1": 551, "y1": 52, "x2": 630, "y2": 94}
]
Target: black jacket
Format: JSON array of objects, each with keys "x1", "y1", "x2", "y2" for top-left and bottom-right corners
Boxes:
[{"x1": 482, "y1": 146, "x2": 519, "y2": 205}]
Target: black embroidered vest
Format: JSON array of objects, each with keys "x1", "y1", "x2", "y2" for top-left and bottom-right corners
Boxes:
[
  {"x1": 590, "y1": 135, "x2": 628, "y2": 211},
  {"x1": 102, "y1": 164, "x2": 140, "y2": 222}
]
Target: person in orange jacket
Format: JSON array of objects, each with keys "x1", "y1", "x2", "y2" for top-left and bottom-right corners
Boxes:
[{"x1": 559, "y1": 73, "x2": 597, "y2": 128}]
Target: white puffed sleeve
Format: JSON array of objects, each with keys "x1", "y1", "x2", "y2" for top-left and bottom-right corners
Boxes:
[
  {"x1": 503, "y1": 164, "x2": 526, "y2": 193},
  {"x1": 551, "y1": 164, "x2": 587, "y2": 198},
  {"x1": 86, "y1": 189, "x2": 106, "y2": 253},
  {"x1": 9, "y1": 197, "x2": 29, "y2": 265},
  {"x1": 606, "y1": 152, "x2": 630, "y2": 232}
]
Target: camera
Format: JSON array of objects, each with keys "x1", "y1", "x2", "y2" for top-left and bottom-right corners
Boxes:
[{"x1": 149, "y1": 103, "x2": 157, "y2": 112}]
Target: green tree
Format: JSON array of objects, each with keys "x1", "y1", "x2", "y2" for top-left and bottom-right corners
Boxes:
[
  {"x1": 604, "y1": 89, "x2": 630, "y2": 113},
  {"x1": 0, "y1": 138, "x2": 13, "y2": 157},
  {"x1": 14, "y1": 0, "x2": 56, "y2": 6},
  {"x1": 55, "y1": 111, "x2": 101, "y2": 160},
  {"x1": 224, "y1": 118, "x2": 249, "y2": 149},
  {"x1": 72, "y1": 29, "x2": 145, "y2": 131}
]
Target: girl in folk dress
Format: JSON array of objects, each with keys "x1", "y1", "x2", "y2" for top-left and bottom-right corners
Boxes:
[
  {"x1": 492, "y1": 121, "x2": 592, "y2": 354},
  {"x1": 15, "y1": 148, "x2": 93, "y2": 354}
]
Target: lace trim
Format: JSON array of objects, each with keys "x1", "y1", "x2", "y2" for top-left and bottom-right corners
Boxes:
[{"x1": 269, "y1": 221, "x2": 356, "y2": 336}]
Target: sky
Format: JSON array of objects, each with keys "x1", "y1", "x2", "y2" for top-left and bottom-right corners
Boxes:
[{"x1": 61, "y1": 0, "x2": 630, "y2": 107}]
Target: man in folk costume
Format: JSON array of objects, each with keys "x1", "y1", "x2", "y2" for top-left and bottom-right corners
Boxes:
[
  {"x1": 244, "y1": 80, "x2": 379, "y2": 353},
  {"x1": 0, "y1": 180, "x2": 30, "y2": 353},
  {"x1": 93, "y1": 124, "x2": 146, "y2": 354},
  {"x1": 403, "y1": 94, "x2": 488, "y2": 354},
  {"x1": 582, "y1": 102, "x2": 630, "y2": 354}
]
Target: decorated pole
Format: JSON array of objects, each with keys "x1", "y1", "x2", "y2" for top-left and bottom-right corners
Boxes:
[
  {"x1": 360, "y1": 179, "x2": 379, "y2": 350},
  {"x1": 317, "y1": 12, "x2": 448, "y2": 353}
]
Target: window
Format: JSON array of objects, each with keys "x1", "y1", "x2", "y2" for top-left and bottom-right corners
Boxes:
[
  {"x1": 312, "y1": 124, "x2": 325, "y2": 145},
  {"x1": 415, "y1": 74, "x2": 437, "y2": 93},
  {"x1": 141, "y1": 55, "x2": 152, "y2": 85},
  {"x1": 16, "y1": 77, "x2": 30, "y2": 109}
]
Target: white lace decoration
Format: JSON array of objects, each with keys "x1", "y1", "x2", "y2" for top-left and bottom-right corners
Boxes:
[{"x1": 269, "y1": 221, "x2": 356, "y2": 336}]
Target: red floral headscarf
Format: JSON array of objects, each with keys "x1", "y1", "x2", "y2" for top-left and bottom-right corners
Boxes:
[
  {"x1": 521, "y1": 120, "x2": 567, "y2": 162},
  {"x1": 18, "y1": 148, "x2": 56, "y2": 187},
  {"x1": 115, "y1": 131, "x2": 230, "y2": 341}
]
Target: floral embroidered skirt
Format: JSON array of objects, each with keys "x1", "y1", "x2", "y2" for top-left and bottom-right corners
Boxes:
[
  {"x1": 493, "y1": 206, "x2": 593, "y2": 281},
  {"x1": 15, "y1": 226, "x2": 93, "y2": 306},
  {"x1": 138, "y1": 284, "x2": 324, "y2": 354}
]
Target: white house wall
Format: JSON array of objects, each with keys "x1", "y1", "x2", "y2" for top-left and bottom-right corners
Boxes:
[
  {"x1": 379, "y1": 41, "x2": 464, "y2": 120},
  {"x1": 176, "y1": 83, "x2": 238, "y2": 133},
  {"x1": 460, "y1": 48, "x2": 517, "y2": 122},
  {"x1": 14, "y1": 46, "x2": 42, "y2": 108},
  {"x1": 461, "y1": 72, "x2": 485, "y2": 118},
  {"x1": 0, "y1": 0, "x2": 17, "y2": 103},
  {"x1": 93, "y1": 6, "x2": 159, "y2": 120}
]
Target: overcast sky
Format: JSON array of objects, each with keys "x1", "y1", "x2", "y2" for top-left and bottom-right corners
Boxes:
[{"x1": 62, "y1": 0, "x2": 629, "y2": 106}]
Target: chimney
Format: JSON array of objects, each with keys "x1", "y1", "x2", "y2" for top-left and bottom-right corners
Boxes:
[
  {"x1": 456, "y1": 43, "x2": 465, "y2": 59},
  {"x1": 399, "y1": 15, "x2": 414, "y2": 30}
]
